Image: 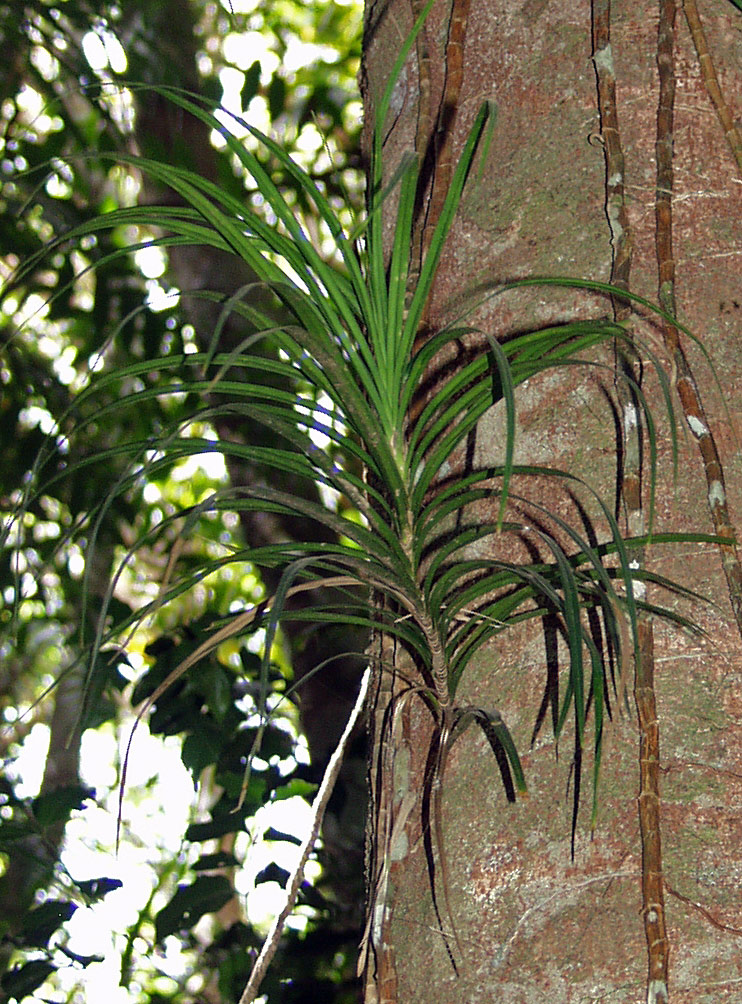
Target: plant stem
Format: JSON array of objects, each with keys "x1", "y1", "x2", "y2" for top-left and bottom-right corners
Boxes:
[
  {"x1": 591, "y1": 0, "x2": 632, "y2": 309},
  {"x1": 634, "y1": 617, "x2": 669, "y2": 1002},
  {"x1": 593, "y1": 2, "x2": 669, "y2": 999},
  {"x1": 682, "y1": 0, "x2": 742, "y2": 172},
  {"x1": 658, "y1": 0, "x2": 742, "y2": 639}
]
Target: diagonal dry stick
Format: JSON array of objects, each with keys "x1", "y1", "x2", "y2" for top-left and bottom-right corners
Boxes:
[
  {"x1": 239, "y1": 662, "x2": 372, "y2": 1004},
  {"x1": 117, "y1": 575, "x2": 360, "y2": 847}
]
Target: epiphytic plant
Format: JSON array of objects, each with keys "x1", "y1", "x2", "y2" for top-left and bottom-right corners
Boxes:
[{"x1": 2, "y1": 5, "x2": 721, "y2": 998}]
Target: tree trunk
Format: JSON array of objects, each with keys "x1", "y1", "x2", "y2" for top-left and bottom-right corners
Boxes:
[{"x1": 360, "y1": 0, "x2": 742, "y2": 1001}]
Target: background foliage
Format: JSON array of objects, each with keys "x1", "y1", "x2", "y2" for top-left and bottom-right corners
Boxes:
[{"x1": 0, "y1": 2, "x2": 366, "y2": 1001}]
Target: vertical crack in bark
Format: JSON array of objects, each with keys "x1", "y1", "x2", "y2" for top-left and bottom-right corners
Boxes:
[{"x1": 593, "y1": 2, "x2": 669, "y2": 999}]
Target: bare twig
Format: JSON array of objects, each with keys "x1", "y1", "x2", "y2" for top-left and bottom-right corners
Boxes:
[
  {"x1": 497, "y1": 869, "x2": 637, "y2": 971},
  {"x1": 239, "y1": 662, "x2": 372, "y2": 1004},
  {"x1": 118, "y1": 576, "x2": 360, "y2": 847},
  {"x1": 664, "y1": 879, "x2": 742, "y2": 936}
]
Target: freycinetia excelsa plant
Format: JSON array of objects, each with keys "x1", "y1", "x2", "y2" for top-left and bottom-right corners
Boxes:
[{"x1": 1, "y1": 3, "x2": 723, "y2": 997}]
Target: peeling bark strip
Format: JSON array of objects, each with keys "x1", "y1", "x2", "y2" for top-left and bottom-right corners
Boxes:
[
  {"x1": 409, "y1": 0, "x2": 471, "y2": 338},
  {"x1": 423, "y1": 0, "x2": 471, "y2": 261},
  {"x1": 654, "y1": 0, "x2": 742, "y2": 639},
  {"x1": 682, "y1": 0, "x2": 742, "y2": 173}
]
